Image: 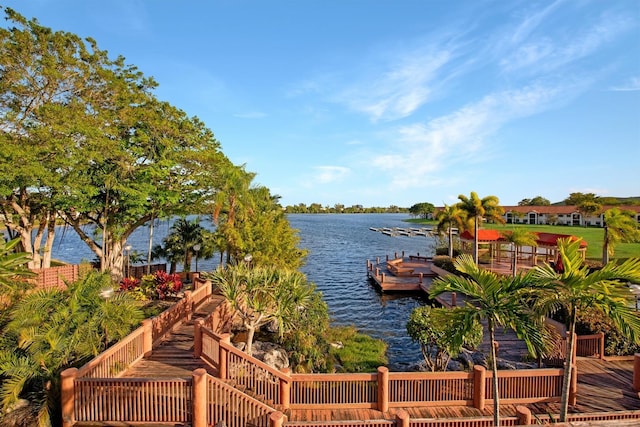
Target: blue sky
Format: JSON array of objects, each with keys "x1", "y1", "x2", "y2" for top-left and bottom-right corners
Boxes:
[{"x1": 4, "y1": 0, "x2": 640, "y2": 207}]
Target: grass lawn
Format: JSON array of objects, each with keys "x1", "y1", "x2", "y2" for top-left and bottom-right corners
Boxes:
[{"x1": 405, "y1": 219, "x2": 640, "y2": 261}]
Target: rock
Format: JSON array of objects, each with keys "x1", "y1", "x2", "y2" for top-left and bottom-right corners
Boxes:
[
  {"x1": 446, "y1": 360, "x2": 465, "y2": 371},
  {"x1": 251, "y1": 341, "x2": 290, "y2": 370},
  {"x1": 263, "y1": 319, "x2": 279, "y2": 333},
  {"x1": 330, "y1": 341, "x2": 344, "y2": 349}
]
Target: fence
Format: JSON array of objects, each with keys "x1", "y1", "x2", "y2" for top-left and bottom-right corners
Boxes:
[{"x1": 31, "y1": 264, "x2": 79, "y2": 290}]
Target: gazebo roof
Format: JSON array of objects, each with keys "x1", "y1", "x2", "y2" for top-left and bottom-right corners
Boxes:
[{"x1": 459, "y1": 229, "x2": 587, "y2": 248}]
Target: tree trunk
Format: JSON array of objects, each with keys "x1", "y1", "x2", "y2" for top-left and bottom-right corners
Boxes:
[
  {"x1": 245, "y1": 325, "x2": 256, "y2": 355},
  {"x1": 560, "y1": 307, "x2": 577, "y2": 422},
  {"x1": 448, "y1": 227, "x2": 454, "y2": 258},
  {"x1": 489, "y1": 321, "x2": 501, "y2": 427},
  {"x1": 602, "y1": 227, "x2": 609, "y2": 265},
  {"x1": 512, "y1": 244, "x2": 518, "y2": 277},
  {"x1": 147, "y1": 215, "x2": 154, "y2": 274},
  {"x1": 42, "y1": 215, "x2": 56, "y2": 268},
  {"x1": 473, "y1": 217, "x2": 479, "y2": 264}
]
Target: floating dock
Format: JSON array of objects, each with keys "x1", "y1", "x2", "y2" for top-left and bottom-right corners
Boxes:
[{"x1": 366, "y1": 253, "x2": 438, "y2": 292}]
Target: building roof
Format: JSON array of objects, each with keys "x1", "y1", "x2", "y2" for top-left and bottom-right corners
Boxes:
[{"x1": 502, "y1": 205, "x2": 640, "y2": 215}]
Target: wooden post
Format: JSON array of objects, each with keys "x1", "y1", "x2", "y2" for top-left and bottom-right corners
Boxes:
[
  {"x1": 473, "y1": 365, "x2": 486, "y2": 410},
  {"x1": 270, "y1": 411, "x2": 286, "y2": 427},
  {"x1": 280, "y1": 367, "x2": 291, "y2": 409},
  {"x1": 419, "y1": 272, "x2": 423, "y2": 284},
  {"x1": 634, "y1": 354, "x2": 640, "y2": 392},
  {"x1": 396, "y1": 409, "x2": 409, "y2": 427},
  {"x1": 143, "y1": 319, "x2": 153, "y2": 356},
  {"x1": 219, "y1": 333, "x2": 231, "y2": 380},
  {"x1": 194, "y1": 319, "x2": 203, "y2": 358},
  {"x1": 184, "y1": 290, "x2": 193, "y2": 320},
  {"x1": 516, "y1": 405, "x2": 532, "y2": 425},
  {"x1": 61, "y1": 368, "x2": 77, "y2": 427},
  {"x1": 451, "y1": 292, "x2": 457, "y2": 307},
  {"x1": 192, "y1": 368, "x2": 207, "y2": 427},
  {"x1": 378, "y1": 366, "x2": 389, "y2": 412},
  {"x1": 599, "y1": 332, "x2": 605, "y2": 359},
  {"x1": 569, "y1": 364, "x2": 578, "y2": 406}
]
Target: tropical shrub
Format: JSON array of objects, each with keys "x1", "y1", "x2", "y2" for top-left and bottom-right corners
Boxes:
[
  {"x1": 576, "y1": 307, "x2": 640, "y2": 356},
  {"x1": 119, "y1": 271, "x2": 182, "y2": 300}
]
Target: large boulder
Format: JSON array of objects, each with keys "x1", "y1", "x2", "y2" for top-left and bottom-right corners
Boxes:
[{"x1": 251, "y1": 341, "x2": 290, "y2": 370}]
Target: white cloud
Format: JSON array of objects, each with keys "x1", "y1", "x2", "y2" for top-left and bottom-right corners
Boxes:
[
  {"x1": 336, "y1": 47, "x2": 454, "y2": 122},
  {"x1": 610, "y1": 77, "x2": 640, "y2": 92},
  {"x1": 311, "y1": 166, "x2": 351, "y2": 184},
  {"x1": 369, "y1": 83, "x2": 568, "y2": 190}
]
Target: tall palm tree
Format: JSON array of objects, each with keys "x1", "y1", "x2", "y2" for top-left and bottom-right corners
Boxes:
[
  {"x1": 430, "y1": 255, "x2": 546, "y2": 427},
  {"x1": 602, "y1": 207, "x2": 640, "y2": 265},
  {"x1": 435, "y1": 204, "x2": 466, "y2": 258},
  {"x1": 502, "y1": 228, "x2": 538, "y2": 277},
  {"x1": 456, "y1": 192, "x2": 505, "y2": 264},
  {"x1": 530, "y1": 238, "x2": 640, "y2": 422}
]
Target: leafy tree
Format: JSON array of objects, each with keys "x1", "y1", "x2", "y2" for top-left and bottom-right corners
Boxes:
[
  {"x1": 207, "y1": 265, "x2": 317, "y2": 355},
  {"x1": 435, "y1": 204, "x2": 466, "y2": 258},
  {"x1": 530, "y1": 238, "x2": 640, "y2": 422},
  {"x1": 564, "y1": 192, "x2": 599, "y2": 206},
  {"x1": 0, "y1": 271, "x2": 142, "y2": 426},
  {"x1": 502, "y1": 229, "x2": 538, "y2": 277},
  {"x1": 409, "y1": 202, "x2": 435, "y2": 220},
  {"x1": 602, "y1": 208, "x2": 640, "y2": 264},
  {"x1": 456, "y1": 192, "x2": 505, "y2": 264},
  {"x1": 518, "y1": 196, "x2": 551, "y2": 206},
  {"x1": 576, "y1": 200, "x2": 601, "y2": 226},
  {"x1": 407, "y1": 306, "x2": 482, "y2": 371},
  {"x1": 430, "y1": 255, "x2": 546, "y2": 427}
]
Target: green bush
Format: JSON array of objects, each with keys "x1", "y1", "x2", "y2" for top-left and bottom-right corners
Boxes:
[
  {"x1": 327, "y1": 326, "x2": 387, "y2": 372},
  {"x1": 433, "y1": 255, "x2": 457, "y2": 274},
  {"x1": 576, "y1": 307, "x2": 640, "y2": 356}
]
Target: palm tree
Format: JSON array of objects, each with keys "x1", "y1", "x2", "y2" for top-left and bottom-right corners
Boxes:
[
  {"x1": 429, "y1": 255, "x2": 546, "y2": 427},
  {"x1": 0, "y1": 272, "x2": 142, "y2": 426},
  {"x1": 602, "y1": 208, "x2": 640, "y2": 265},
  {"x1": 435, "y1": 204, "x2": 466, "y2": 258},
  {"x1": 530, "y1": 238, "x2": 640, "y2": 422},
  {"x1": 502, "y1": 228, "x2": 538, "y2": 277},
  {"x1": 456, "y1": 192, "x2": 505, "y2": 264}
]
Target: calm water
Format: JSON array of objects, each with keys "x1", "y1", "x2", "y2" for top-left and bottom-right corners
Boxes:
[{"x1": 53, "y1": 213, "x2": 437, "y2": 370}]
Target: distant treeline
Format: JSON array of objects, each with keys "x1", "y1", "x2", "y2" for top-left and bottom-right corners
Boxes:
[{"x1": 284, "y1": 204, "x2": 410, "y2": 214}]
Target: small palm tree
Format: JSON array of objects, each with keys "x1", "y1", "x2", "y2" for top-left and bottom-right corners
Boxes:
[
  {"x1": 602, "y1": 207, "x2": 640, "y2": 265},
  {"x1": 430, "y1": 255, "x2": 546, "y2": 427},
  {"x1": 456, "y1": 192, "x2": 505, "y2": 264},
  {"x1": 502, "y1": 228, "x2": 538, "y2": 277},
  {"x1": 530, "y1": 238, "x2": 640, "y2": 422},
  {"x1": 435, "y1": 204, "x2": 466, "y2": 258}
]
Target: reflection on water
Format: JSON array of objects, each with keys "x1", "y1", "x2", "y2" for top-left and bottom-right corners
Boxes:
[{"x1": 53, "y1": 213, "x2": 436, "y2": 370}]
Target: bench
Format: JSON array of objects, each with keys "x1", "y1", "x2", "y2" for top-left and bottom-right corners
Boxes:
[{"x1": 386, "y1": 258, "x2": 415, "y2": 276}]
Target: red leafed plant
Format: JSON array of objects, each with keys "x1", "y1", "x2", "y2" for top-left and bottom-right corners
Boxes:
[
  {"x1": 119, "y1": 276, "x2": 140, "y2": 291},
  {"x1": 153, "y1": 271, "x2": 183, "y2": 300}
]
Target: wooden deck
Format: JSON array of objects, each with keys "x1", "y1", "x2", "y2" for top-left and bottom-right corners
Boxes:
[
  {"x1": 287, "y1": 357, "x2": 640, "y2": 422},
  {"x1": 118, "y1": 292, "x2": 640, "y2": 424}
]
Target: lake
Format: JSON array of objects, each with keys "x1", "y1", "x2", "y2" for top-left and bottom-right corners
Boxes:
[{"x1": 53, "y1": 213, "x2": 438, "y2": 370}]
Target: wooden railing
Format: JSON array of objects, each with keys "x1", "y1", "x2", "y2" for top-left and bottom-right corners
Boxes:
[
  {"x1": 485, "y1": 367, "x2": 566, "y2": 404},
  {"x1": 388, "y1": 370, "x2": 473, "y2": 407},
  {"x1": 74, "y1": 377, "x2": 192, "y2": 424},
  {"x1": 291, "y1": 372, "x2": 378, "y2": 409},
  {"x1": 75, "y1": 322, "x2": 149, "y2": 378},
  {"x1": 202, "y1": 372, "x2": 275, "y2": 427},
  {"x1": 31, "y1": 264, "x2": 80, "y2": 290}
]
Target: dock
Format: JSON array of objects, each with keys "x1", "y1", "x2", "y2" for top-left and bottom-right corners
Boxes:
[{"x1": 367, "y1": 253, "x2": 438, "y2": 292}]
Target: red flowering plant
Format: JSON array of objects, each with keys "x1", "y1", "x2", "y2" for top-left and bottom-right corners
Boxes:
[
  {"x1": 119, "y1": 277, "x2": 140, "y2": 291},
  {"x1": 153, "y1": 271, "x2": 183, "y2": 300}
]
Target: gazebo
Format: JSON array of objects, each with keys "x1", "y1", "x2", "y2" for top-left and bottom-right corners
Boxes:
[{"x1": 458, "y1": 229, "x2": 587, "y2": 273}]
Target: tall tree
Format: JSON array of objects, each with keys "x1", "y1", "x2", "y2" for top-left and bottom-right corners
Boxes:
[
  {"x1": 502, "y1": 229, "x2": 538, "y2": 277},
  {"x1": 576, "y1": 200, "x2": 601, "y2": 226},
  {"x1": 601, "y1": 208, "x2": 640, "y2": 265},
  {"x1": 430, "y1": 255, "x2": 546, "y2": 427},
  {"x1": 456, "y1": 192, "x2": 505, "y2": 264},
  {"x1": 530, "y1": 238, "x2": 640, "y2": 422},
  {"x1": 409, "y1": 202, "x2": 435, "y2": 220},
  {"x1": 435, "y1": 204, "x2": 466, "y2": 258}
]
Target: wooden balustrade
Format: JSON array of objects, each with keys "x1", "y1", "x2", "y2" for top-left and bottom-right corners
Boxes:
[
  {"x1": 290, "y1": 372, "x2": 378, "y2": 409},
  {"x1": 75, "y1": 324, "x2": 147, "y2": 378},
  {"x1": 151, "y1": 295, "x2": 190, "y2": 343},
  {"x1": 205, "y1": 372, "x2": 275, "y2": 427},
  {"x1": 74, "y1": 377, "x2": 192, "y2": 424},
  {"x1": 224, "y1": 341, "x2": 289, "y2": 407},
  {"x1": 484, "y1": 368, "x2": 565, "y2": 404},
  {"x1": 388, "y1": 370, "x2": 474, "y2": 407},
  {"x1": 575, "y1": 332, "x2": 605, "y2": 358}
]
